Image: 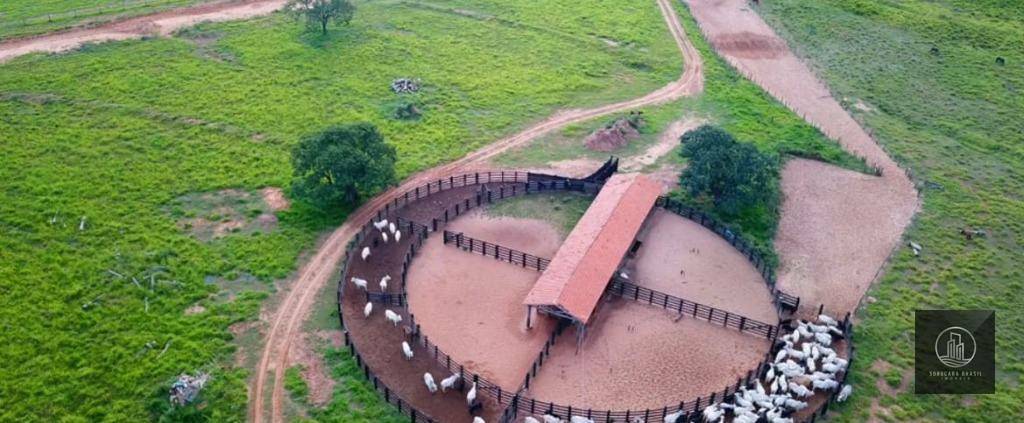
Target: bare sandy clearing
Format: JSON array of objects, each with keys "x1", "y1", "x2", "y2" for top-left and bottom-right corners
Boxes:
[{"x1": 685, "y1": 0, "x2": 918, "y2": 317}]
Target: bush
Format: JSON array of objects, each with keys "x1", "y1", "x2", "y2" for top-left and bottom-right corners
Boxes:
[{"x1": 679, "y1": 125, "x2": 779, "y2": 216}]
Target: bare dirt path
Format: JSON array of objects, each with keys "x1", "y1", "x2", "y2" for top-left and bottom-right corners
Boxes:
[
  {"x1": 684, "y1": 0, "x2": 919, "y2": 316},
  {"x1": 252, "y1": 0, "x2": 704, "y2": 421},
  {"x1": 0, "y1": 0, "x2": 287, "y2": 63}
]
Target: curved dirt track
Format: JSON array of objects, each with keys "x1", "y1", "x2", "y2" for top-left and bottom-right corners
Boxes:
[
  {"x1": 684, "y1": 0, "x2": 919, "y2": 316},
  {"x1": 253, "y1": 0, "x2": 704, "y2": 421},
  {"x1": 0, "y1": 0, "x2": 287, "y2": 63}
]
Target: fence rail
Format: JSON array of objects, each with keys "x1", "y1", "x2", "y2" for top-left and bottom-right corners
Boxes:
[
  {"x1": 442, "y1": 230, "x2": 551, "y2": 271},
  {"x1": 610, "y1": 278, "x2": 778, "y2": 340}
]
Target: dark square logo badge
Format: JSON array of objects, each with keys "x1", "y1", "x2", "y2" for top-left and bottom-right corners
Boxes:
[{"x1": 915, "y1": 310, "x2": 994, "y2": 394}]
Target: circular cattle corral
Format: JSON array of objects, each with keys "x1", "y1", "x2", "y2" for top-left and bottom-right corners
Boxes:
[{"x1": 339, "y1": 172, "x2": 785, "y2": 422}]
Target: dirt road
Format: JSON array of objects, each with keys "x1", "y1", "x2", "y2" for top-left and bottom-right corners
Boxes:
[
  {"x1": 249, "y1": 0, "x2": 703, "y2": 421},
  {"x1": 684, "y1": 0, "x2": 919, "y2": 316},
  {"x1": 0, "y1": 0, "x2": 287, "y2": 63}
]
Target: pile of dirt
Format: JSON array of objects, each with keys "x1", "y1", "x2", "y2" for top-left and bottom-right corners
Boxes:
[{"x1": 584, "y1": 112, "x2": 644, "y2": 152}]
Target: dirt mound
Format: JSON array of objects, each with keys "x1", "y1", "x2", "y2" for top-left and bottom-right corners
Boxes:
[{"x1": 584, "y1": 114, "x2": 644, "y2": 152}]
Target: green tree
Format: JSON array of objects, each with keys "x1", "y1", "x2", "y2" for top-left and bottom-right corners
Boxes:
[
  {"x1": 292, "y1": 123, "x2": 396, "y2": 208},
  {"x1": 286, "y1": 0, "x2": 355, "y2": 35},
  {"x1": 679, "y1": 125, "x2": 779, "y2": 215}
]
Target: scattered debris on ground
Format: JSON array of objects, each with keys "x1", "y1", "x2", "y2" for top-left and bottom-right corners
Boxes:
[
  {"x1": 390, "y1": 78, "x2": 421, "y2": 94},
  {"x1": 584, "y1": 111, "x2": 645, "y2": 152},
  {"x1": 169, "y1": 372, "x2": 209, "y2": 406},
  {"x1": 960, "y1": 228, "x2": 986, "y2": 240},
  {"x1": 908, "y1": 241, "x2": 922, "y2": 256}
]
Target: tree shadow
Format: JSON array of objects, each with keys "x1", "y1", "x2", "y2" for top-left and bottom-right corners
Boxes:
[{"x1": 298, "y1": 25, "x2": 363, "y2": 50}]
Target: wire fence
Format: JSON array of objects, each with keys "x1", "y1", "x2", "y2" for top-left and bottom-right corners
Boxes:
[
  {"x1": 609, "y1": 277, "x2": 779, "y2": 340},
  {"x1": 442, "y1": 230, "x2": 551, "y2": 271}
]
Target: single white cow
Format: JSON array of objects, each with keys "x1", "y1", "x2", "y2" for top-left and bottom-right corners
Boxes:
[
  {"x1": 361, "y1": 246, "x2": 371, "y2": 261},
  {"x1": 363, "y1": 302, "x2": 373, "y2": 318},
  {"x1": 466, "y1": 382, "x2": 477, "y2": 406},
  {"x1": 423, "y1": 372, "x2": 437, "y2": 393},
  {"x1": 385, "y1": 309, "x2": 402, "y2": 326},
  {"x1": 401, "y1": 341, "x2": 413, "y2": 360},
  {"x1": 350, "y1": 277, "x2": 368, "y2": 290},
  {"x1": 440, "y1": 374, "x2": 460, "y2": 392},
  {"x1": 837, "y1": 384, "x2": 853, "y2": 402}
]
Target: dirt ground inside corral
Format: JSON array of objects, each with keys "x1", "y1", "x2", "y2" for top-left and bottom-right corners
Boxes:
[
  {"x1": 527, "y1": 298, "x2": 770, "y2": 411},
  {"x1": 340, "y1": 184, "x2": 507, "y2": 422},
  {"x1": 685, "y1": 0, "x2": 918, "y2": 317},
  {"x1": 627, "y1": 209, "x2": 778, "y2": 323},
  {"x1": 406, "y1": 211, "x2": 565, "y2": 390},
  {"x1": 342, "y1": 282, "x2": 502, "y2": 423}
]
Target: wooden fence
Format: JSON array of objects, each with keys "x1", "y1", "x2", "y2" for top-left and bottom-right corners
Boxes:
[
  {"x1": 609, "y1": 278, "x2": 779, "y2": 340},
  {"x1": 343, "y1": 332, "x2": 438, "y2": 423},
  {"x1": 336, "y1": 165, "x2": 818, "y2": 423},
  {"x1": 442, "y1": 230, "x2": 551, "y2": 271}
]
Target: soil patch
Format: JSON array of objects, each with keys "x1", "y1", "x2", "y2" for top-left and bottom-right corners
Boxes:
[
  {"x1": 169, "y1": 188, "x2": 281, "y2": 241},
  {"x1": 288, "y1": 332, "x2": 335, "y2": 407},
  {"x1": 527, "y1": 298, "x2": 769, "y2": 411},
  {"x1": 627, "y1": 208, "x2": 778, "y2": 323},
  {"x1": 406, "y1": 212, "x2": 563, "y2": 390},
  {"x1": 261, "y1": 187, "x2": 290, "y2": 211}
]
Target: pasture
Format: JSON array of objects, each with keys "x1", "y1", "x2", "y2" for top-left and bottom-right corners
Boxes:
[
  {"x1": 0, "y1": 0, "x2": 202, "y2": 39},
  {"x1": 0, "y1": 0, "x2": 683, "y2": 421}
]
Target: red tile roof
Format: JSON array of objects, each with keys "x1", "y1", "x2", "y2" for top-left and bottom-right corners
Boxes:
[{"x1": 524, "y1": 173, "x2": 661, "y2": 324}]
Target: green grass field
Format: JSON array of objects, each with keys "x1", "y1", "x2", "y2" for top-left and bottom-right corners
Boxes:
[
  {"x1": 0, "y1": 0, "x2": 203, "y2": 40},
  {"x1": 0, "y1": 0, "x2": 684, "y2": 421},
  {"x1": 756, "y1": 0, "x2": 1024, "y2": 420}
]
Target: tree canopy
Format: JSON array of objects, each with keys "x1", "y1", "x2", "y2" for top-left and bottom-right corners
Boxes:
[
  {"x1": 679, "y1": 125, "x2": 779, "y2": 215},
  {"x1": 292, "y1": 123, "x2": 397, "y2": 208},
  {"x1": 286, "y1": 0, "x2": 355, "y2": 34}
]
